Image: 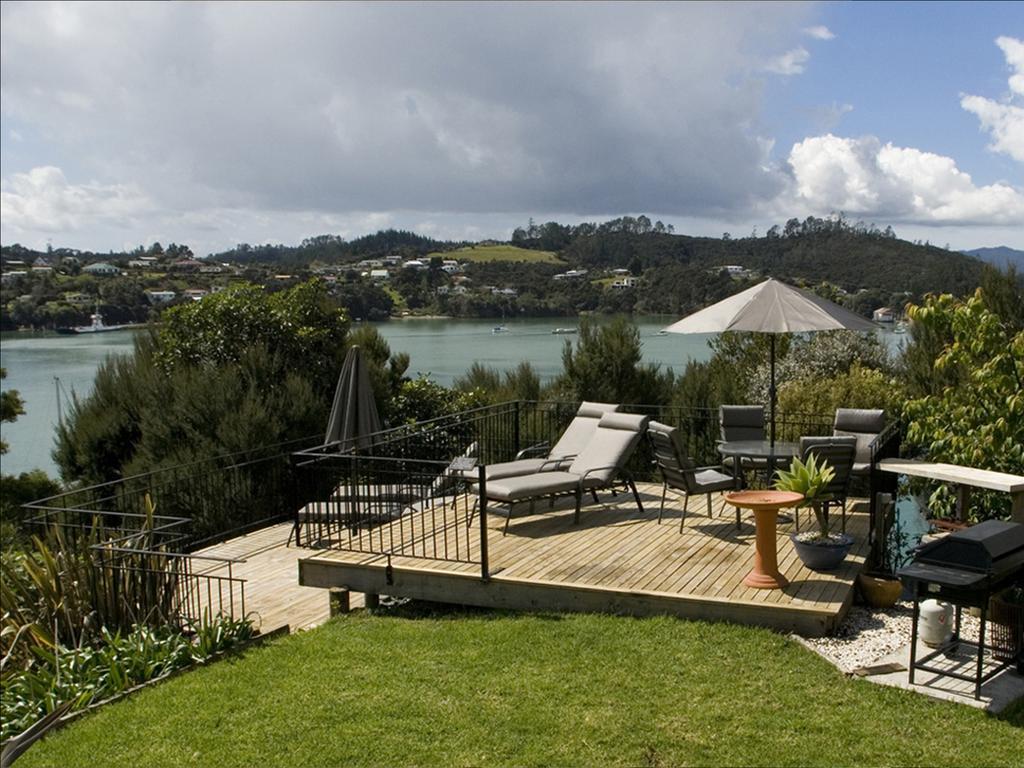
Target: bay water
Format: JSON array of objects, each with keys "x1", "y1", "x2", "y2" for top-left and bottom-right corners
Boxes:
[{"x1": 0, "y1": 317, "x2": 906, "y2": 476}]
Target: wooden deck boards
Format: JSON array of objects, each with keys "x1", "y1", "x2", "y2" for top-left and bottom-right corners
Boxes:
[{"x1": 291, "y1": 482, "x2": 870, "y2": 636}]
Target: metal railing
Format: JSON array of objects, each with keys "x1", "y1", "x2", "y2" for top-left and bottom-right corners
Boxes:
[
  {"x1": 291, "y1": 401, "x2": 841, "y2": 578},
  {"x1": 23, "y1": 436, "x2": 320, "y2": 631}
]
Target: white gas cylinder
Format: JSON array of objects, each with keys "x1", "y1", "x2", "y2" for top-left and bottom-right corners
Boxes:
[{"x1": 919, "y1": 599, "x2": 953, "y2": 647}]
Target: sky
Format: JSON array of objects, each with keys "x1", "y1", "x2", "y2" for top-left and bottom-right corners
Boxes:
[{"x1": 1, "y1": 1, "x2": 1022, "y2": 256}]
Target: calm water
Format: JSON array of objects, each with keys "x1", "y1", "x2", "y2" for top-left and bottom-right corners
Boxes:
[{"x1": 0, "y1": 317, "x2": 906, "y2": 476}]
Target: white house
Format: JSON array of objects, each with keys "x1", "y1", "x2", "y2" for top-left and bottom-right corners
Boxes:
[
  {"x1": 873, "y1": 307, "x2": 896, "y2": 323},
  {"x1": 64, "y1": 292, "x2": 93, "y2": 306},
  {"x1": 553, "y1": 269, "x2": 588, "y2": 281},
  {"x1": 145, "y1": 290, "x2": 177, "y2": 304},
  {"x1": 183, "y1": 288, "x2": 208, "y2": 301},
  {"x1": 370, "y1": 269, "x2": 390, "y2": 281},
  {"x1": 610, "y1": 276, "x2": 639, "y2": 289},
  {"x1": 83, "y1": 262, "x2": 120, "y2": 276}
]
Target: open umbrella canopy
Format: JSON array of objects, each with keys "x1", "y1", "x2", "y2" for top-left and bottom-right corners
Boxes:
[
  {"x1": 662, "y1": 278, "x2": 877, "y2": 335},
  {"x1": 325, "y1": 345, "x2": 382, "y2": 451},
  {"x1": 663, "y1": 278, "x2": 878, "y2": 445}
]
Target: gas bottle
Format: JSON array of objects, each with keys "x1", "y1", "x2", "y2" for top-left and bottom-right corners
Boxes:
[{"x1": 919, "y1": 599, "x2": 953, "y2": 647}]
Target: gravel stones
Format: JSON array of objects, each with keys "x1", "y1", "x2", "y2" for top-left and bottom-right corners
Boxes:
[{"x1": 801, "y1": 601, "x2": 982, "y2": 674}]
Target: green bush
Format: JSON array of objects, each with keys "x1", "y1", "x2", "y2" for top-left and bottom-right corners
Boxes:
[{"x1": 0, "y1": 616, "x2": 254, "y2": 742}]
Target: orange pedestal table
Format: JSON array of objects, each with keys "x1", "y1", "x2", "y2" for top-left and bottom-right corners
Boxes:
[{"x1": 724, "y1": 490, "x2": 804, "y2": 590}]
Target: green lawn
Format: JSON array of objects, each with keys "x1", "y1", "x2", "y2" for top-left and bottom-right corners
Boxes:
[
  {"x1": 20, "y1": 609, "x2": 1023, "y2": 767},
  {"x1": 429, "y1": 244, "x2": 564, "y2": 264}
]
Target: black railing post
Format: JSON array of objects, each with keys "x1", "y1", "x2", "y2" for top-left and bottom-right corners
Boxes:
[
  {"x1": 478, "y1": 464, "x2": 489, "y2": 581},
  {"x1": 514, "y1": 400, "x2": 521, "y2": 457}
]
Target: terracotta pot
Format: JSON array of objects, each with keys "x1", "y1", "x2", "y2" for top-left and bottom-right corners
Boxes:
[{"x1": 857, "y1": 573, "x2": 902, "y2": 608}]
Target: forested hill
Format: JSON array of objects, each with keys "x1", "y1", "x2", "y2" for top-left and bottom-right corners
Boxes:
[
  {"x1": 511, "y1": 216, "x2": 984, "y2": 297},
  {"x1": 210, "y1": 230, "x2": 457, "y2": 266}
]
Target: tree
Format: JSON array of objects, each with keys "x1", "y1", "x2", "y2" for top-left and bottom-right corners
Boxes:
[
  {"x1": 903, "y1": 279, "x2": 1024, "y2": 522},
  {"x1": 1, "y1": 368, "x2": 60, "y2": 550},
  {"x1": 0, "y1": 367, "x2": 25, "y2": 455},
  {"x1": 56, "y1": 281, "x2": 350, "y2": 486},
  {"x1": 553, "y1": 316, "x2": 673, "y2": 405}
]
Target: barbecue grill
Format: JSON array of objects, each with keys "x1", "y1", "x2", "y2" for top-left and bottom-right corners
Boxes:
[{"x1": 898, "y1": 519, "x2": 1024, "y2": 698}]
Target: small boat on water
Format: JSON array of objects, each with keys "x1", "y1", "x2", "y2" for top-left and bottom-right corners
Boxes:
[
  {"x1": 551, "y1": 327, "x2": 577, "y2": 335},
  {"x1": 492, "y1": 324, "x2": 509, "y2": 334},
  {"x1": 56, "y1": 311, "x2": 137, "y2": 335}
]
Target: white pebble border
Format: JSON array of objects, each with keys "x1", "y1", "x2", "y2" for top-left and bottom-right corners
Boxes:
[{"x1": 801, "y1": 601, "x2": 982, "y2": 674}]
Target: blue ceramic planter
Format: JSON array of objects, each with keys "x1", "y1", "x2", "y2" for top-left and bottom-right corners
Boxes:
[{"x1": 791, "y1": 533, "x2": 853, "y2": 571}]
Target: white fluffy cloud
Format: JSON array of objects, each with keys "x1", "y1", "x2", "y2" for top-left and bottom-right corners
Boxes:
[
  {"x1": 786, "y1": 134, "x2": 1024, "y2": 225},
  {"x1": 961, "y1": 36, "x2": 1024, "y2": 162},
  {"x1": 802, "y1": 25, "x2": 835, "y2": 40},
  {"x1": 763, "y1": 47, "x2": 810, "y2": 75},
  {"x1": 0, "y1": 166, "x2": 152, "y2": 233}
]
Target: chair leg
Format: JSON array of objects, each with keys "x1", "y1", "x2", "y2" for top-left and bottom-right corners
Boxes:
[
  {"x1": 658, "y1": 484, "x2": 668, "y2": 524},
  {"x1": 629, "y1": 478, "x2": 644, "y2": 515},
  {"x1": 573, "y1": 488, "x2": 582, "y2": 524},
  {"x1": 841, "y1": 500, "x2": 847, "y2": 534},
  {"x1": 705, "y1": 493, "x2": 712, "y2": 517},
  {"x1": 503, "y1": 503, "x2": 513, "y2": 536},
  {"x1": 679, "y1": 493, "x2": 689, "y2": 533},
  {"x1": 591, "y1": 490, "x2": 601, "y2": 505}
]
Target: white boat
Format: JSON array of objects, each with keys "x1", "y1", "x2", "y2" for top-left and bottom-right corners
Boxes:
[
  {"x1": 492, "y1": 325, "x2": 509, "y2": 334},
  {"x1": 58, "y1": 311, "x2": 136, "y2": 334},
  {"x1": 551, "y1": 327, "x2": 577, "y2": 335}
]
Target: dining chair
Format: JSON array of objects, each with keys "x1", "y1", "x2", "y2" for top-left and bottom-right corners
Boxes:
[{"x1": 649, "y1": 421, "x2": 738, "y2": 532}]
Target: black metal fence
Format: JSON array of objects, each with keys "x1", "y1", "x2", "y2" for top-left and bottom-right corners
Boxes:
[
  {"x1": 290, "y1": 401, "x2": 841, "y2": 577},
  {"x1": 23, "y1": 436, "x2": 319, "y2": 631}
]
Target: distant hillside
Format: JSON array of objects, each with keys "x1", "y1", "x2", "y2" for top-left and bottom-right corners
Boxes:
[
  {"x1": 428, "y1": 244, "x2": 564, "y2": 264},
  {"x1": 963, "y1": 246, "x2": 1024, "y2": 270}
]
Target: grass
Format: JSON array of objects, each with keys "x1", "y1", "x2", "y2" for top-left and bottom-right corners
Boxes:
[
  {"x1": 19, "y1": 608, "x2": 1023, "y2": 767},
  {"x1": 429, "y1": 244, "x2": 564, "y2": 264}
]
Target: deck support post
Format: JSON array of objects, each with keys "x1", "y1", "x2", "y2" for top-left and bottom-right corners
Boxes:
[
  {"x1": 329, "y1": 587, "x2": 350, "y2": 616},
  {"x1": 364, "y1": 592, "x2": 380, "y2": 611},
  {"x1": 478, "y1": 465, "x2": 489, "y2": 580}
]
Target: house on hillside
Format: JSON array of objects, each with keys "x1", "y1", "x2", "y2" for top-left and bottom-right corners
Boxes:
[
  {"x1": 146, "y1": 290, "x2": 177, "y2": 304},
  {"x1": 610, "y1": 276, "x2": 639, "y2": 289},
  {"x1": 553, "y1": 269, "x2": 588, "y2": 281},
  {"x1": 872, "y1": 307, "x2": 896, "y2": 323},
  {"x1": 83, "y1": 262, "x2": 120, "y2": 276},
  {"x1": 63, "y1": 292, "x2": 93, "y2": 306},
  {"x1": 184, "y1": 288, "x2": 208, "y2": 301},
  {"x1": 369, "y1": 269, "x2": 389, "y2": 281}
]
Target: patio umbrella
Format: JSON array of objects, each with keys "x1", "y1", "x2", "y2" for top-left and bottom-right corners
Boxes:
[
  {"x1": 662, "y1": 278, "x2": 877, "y2": 445},
  {"x1": 324, "y1": 345, "x2": 382, "y2": 451}
]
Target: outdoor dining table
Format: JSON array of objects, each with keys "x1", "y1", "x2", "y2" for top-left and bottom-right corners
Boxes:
[
  {"x1": 717, "y1": 440, "x2": 799, "y2": 488},
  {"x1": 724, "y1": 490, "x2": 804, "y2": 590}
]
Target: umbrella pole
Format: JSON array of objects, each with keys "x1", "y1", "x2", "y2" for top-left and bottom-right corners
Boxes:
[{"x1": 769, "y1": 335, "x2": 776, "y2": 449}]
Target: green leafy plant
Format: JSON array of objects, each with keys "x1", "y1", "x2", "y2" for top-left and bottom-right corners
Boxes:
[
  {"x1": 0, "y1": 615, "x2": 254, "y2": 742},
  {"x1": 773, "y1": 454, "x2": 840, "y2": 541}
]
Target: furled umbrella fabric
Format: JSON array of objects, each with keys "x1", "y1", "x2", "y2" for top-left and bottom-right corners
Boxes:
[
  {"x1": 324, "y1": 345, "x2": 382, "y2": 451},
  {"x1": 663, "y1": 278, "x2": 877, "y2": 444}
]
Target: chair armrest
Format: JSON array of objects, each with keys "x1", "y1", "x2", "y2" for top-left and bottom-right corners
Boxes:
[
  {"x1": 537, "y1": 457, "x2": 570, "y2": 472},
  {"x1": 696, "y1": 464, "x2": 732, "y2": 475},
  {"x1": 579, "y1": 465, "x2": 620, "y2": 482},
  {"x1": 516, "y1": 442, "x2": 550, "y2": 460}
]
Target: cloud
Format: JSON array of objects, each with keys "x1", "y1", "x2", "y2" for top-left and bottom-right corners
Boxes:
[
  {"x1": 785, "y1": 134, "x2": 1024, "y2": 225},
  {"x1": 960, "y1": 36, "x2": 1024, "y2": 162},
  {"x1": 0, "y1": 166, "x2": 152, "y2": 234},
  {"x1": 763, "y1": 47, "x2": 810, "y2": 75},
  {"x1": 0, "y1": 1, "x2": 818, "y2": 227},
  {"x1": 802, "y1": 25, "x2": 835, "y2": 40}
]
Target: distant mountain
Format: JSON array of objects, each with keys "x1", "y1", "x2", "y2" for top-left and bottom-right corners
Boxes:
[{"x1": 963, "y1": 246, "x2": 1024, "y2": 270}]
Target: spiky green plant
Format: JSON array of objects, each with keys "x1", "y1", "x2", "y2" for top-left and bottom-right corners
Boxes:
[{"x1": 773, "y1": 453, "x2": 837, "y2": 539}]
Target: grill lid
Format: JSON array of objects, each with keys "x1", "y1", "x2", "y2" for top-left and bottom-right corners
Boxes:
[{"x1": 913, "y1": 519, "x2": 1024, "y2": 573}]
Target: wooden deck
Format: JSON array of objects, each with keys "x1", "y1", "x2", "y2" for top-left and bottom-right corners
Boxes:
[
  {"x1": 193, "y1": 523, "x2": 363, "y2": 633},
  {"x1": 293, "y1": 482, "x2": 872, "y2": 637}
]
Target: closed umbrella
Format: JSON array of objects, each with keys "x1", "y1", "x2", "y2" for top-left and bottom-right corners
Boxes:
[
  {"x1": 663, "y1": 278, "x2": 877, "y2": 445},
  {"x1": 325, "y1": 345, "x2": 382, "y2": 451}
]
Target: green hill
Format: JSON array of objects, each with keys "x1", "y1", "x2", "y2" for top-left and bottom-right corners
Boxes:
[{"x1": 429, "y1": 244, "x2": 563, "y2": 264}]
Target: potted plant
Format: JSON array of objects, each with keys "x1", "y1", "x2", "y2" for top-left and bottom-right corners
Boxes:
[{"x1": 774, "y1": 453, "x2": 854, "y2": 571}]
